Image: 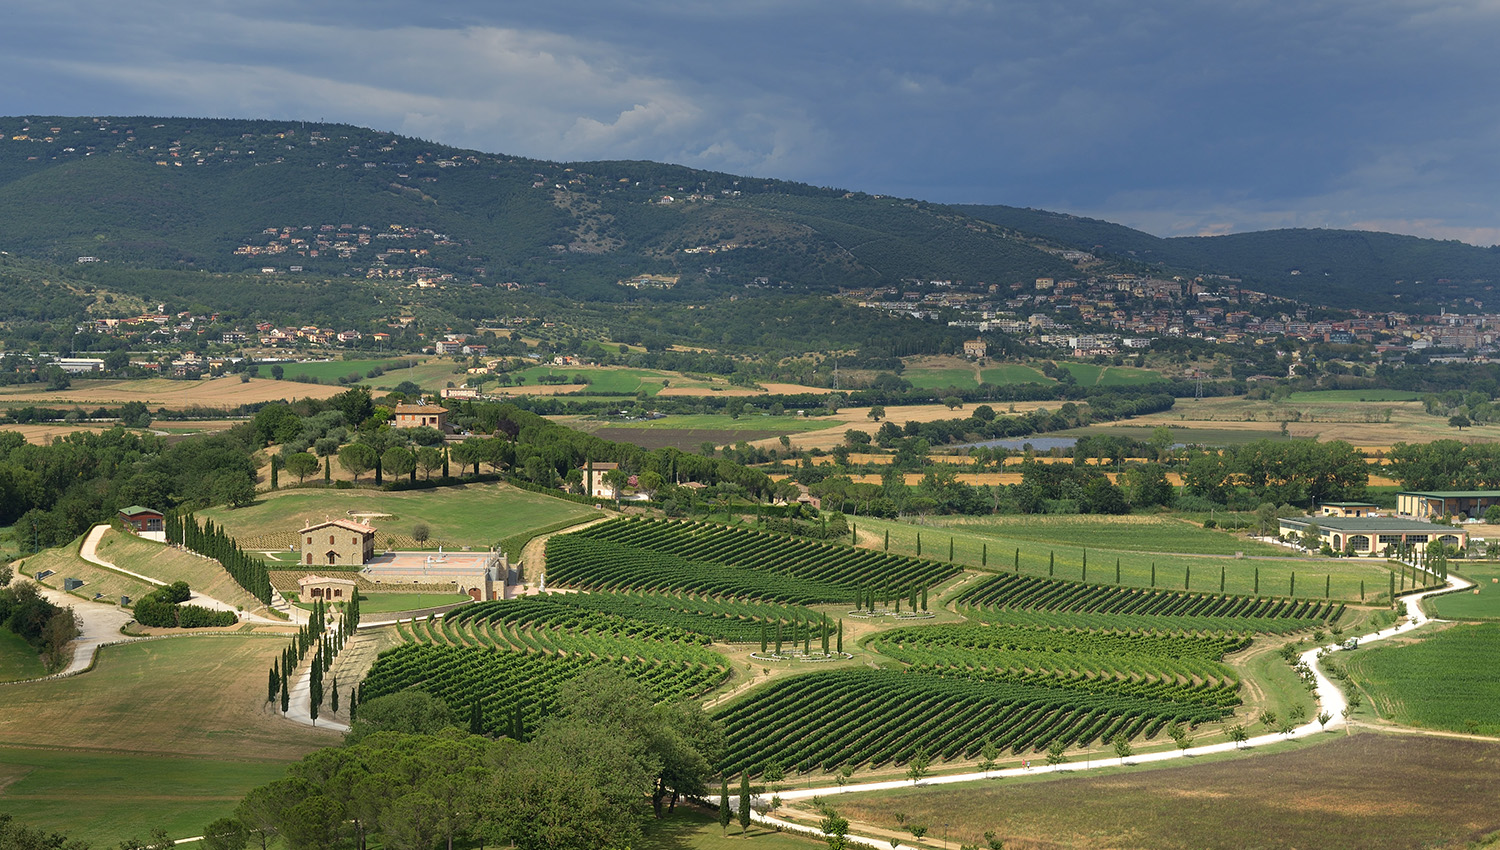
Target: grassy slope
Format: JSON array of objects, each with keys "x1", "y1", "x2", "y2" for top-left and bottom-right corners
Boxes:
[
  {"x1": 17, "y1": 538, "x2": 158, "y2": 603},
  {"x1": 0, "y1": 628, "x2": 44, "y2": 682},
  {"x1": 852, "y1": 515, "x2": 1393, "y2": 603},
  {"x1": 91, "y1": 529, "x2": 265, "y2": 611},
  {"x1": 0, "y1": 636, "x2": 336, "y2": 843},
  {"x1": 825, "y1": 733, "x2": 1500, "y2": 850},
  {"x1": 1428, "y1": 563, "x2": 1500, "y2": 619},
  {"x1": 199, "y1": 481, "x2": 596, "y2": 551}
]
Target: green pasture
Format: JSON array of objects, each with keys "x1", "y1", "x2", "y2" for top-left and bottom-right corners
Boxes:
[
  {"x1": 1347, "y1": 623, "x2": 1500, "y2": 735},
  {"x1": 852, "y1": 515, "x2": 1394, "y2": 603},
  {"x1": 276, "y1": 358, "x2": 421, "y2": 383},
  {"x1": 199, "y1": 481, "x2": 596, "y2": 550},
  {"x1": 927, "y1": 514, "x2": 1285, "y2": 556},
  {"x1": 1287, "y1": 389, "x2": 1422, "y2": 402},
  {"x1": 1427, "y1": 564, "x2": 1500, "y2": 619},
  {"x1": 0, "y1": 746, "x2": 291, "y2": 845},
  {"x1": 1060, "y1": 363, "x2": 1162, "y2": 386},
  {"x1": 595, "y1": 413, "x2": 837, "y2": 433},
  {"x1": 0, "y1": 628, "x2": 44, "y2": 682},
  {"x1": 980, "y1": 363, "x2": 1051, "y2": 385},
  {"x1": 0, "y1": 637, "x2": 335, "y2": 845},
  {"x1": 901, "y1": 367, "x2": 979, "y2": 391},
  {"x1": 93, "y1": 530, "x2": 265, "y2": 610}
]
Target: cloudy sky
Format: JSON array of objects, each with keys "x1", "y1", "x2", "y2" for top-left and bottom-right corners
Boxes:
[{"x1": 3, "y1": 0, "x2": 1497, "y2": 244}]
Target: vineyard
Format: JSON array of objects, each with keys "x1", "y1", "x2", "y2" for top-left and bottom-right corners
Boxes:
[
  {"x1": 955, "y1": 573, "x2": 1343, "y2": 634},
  {"x1": 546, "y1": 518, "x2": 961, "y2": 603},
  {"x1": 714, "y1": 667, "x2": 1234, "y2": 776},
  {"x1": 866, "y1": 625, "x2": 1245, "y2": 709},
  {"x1": 359, "y1": 643, "x2": 727, "y2": 738},
  {"x1": 449, "y1": 594, "x2": 832, "y2": 644}
]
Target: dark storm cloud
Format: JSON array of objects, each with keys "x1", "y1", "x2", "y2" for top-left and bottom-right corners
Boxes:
[{"x1": 1, "y1": 0, "x2": 1496, "y2": 242}]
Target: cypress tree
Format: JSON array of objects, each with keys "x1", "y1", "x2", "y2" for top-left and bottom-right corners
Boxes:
[
  {"x1": 1326, "y1": 574, "x2": 1331, "y2": 598},
  {"x1": 470, "y1": 700, "x2": 483, "y2": 735},
  {"x1": 949, "y1": 537, "x2": 954, "y2": 561},
  {"x1": 738, "y1": 773, "x2": 751, "y2": 834},
  {"x1": 1151, "y1": 562, "x2": 1156, "y2": 587},
  {"x1": 775, "y1": 620, "x2": 783, "y2": 655},
  {"x1": 1049, "y1": 551, "x2": 1054, "y2": 576},
  {"x1": 331, "y1": 676, "x2": 339, "y2": 713},
  {"x1": 1185, "y1": 565, "x2": 1190, "y2": 590},
  {"x1": 719, "y1": 779, "x2": 731, "y2": 835},
  {"x1": 1361, "y1": 580, "x2": 1365, "y2": 602},
  {"x1": 512, "y1": 704, "x2": 524, "y2": 741},
  {"x1": 1221, "y1": 566, "x2": 1226, "y2": 593},
  {"x1": 349, "y1": 685, "x2": 358, "y2": 722},
  {"x1": 821, "y1": 615, "x2": 829, "y2": 654},
  {"x1": 760, "y1": 622, "x2": 767, "y2": 653},
  {"x1": 1290, "y1": 571, "x2": 1296, "y2": 596},
  {"x1": 324, "y1": 455, "x2": 331, "y2": 483},
  {"x1": 1015, "y1": 548, "x2": 1020, "y2": 572},
  {"x1": 270, "y1": 457, "x2": 279, "y2": 491},
  {"x1": 279, "y1": 669, "x2": 289, "y2": 714},
  {"x1": 837, "y1": 619, "x2": 843, "y2": 653},
  {"x1": 1255, "y1": 566, "x2": 1260, "y2": 594},
  {"x1": 1116, "y1": 558, "x2": 1121, "y2": 584},
  {"x1": 921, "y1": 586, "x2": 928, "y2": 611},
  {"x1": 268, "y1": 663, "x2": 279, "y2": 703},
  {"x1": 916, "y1": 532, "x2": 922, "y2": 557},
  {"x1": 884, "y1": 530, "x2": 889, "y2": 551}
]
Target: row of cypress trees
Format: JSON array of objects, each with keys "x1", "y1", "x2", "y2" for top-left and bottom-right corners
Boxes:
[{"x1": 165, "y1": 511, "x2": 273, "y2": 604}]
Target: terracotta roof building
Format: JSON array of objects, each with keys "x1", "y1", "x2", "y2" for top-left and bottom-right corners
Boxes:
[{"x1": 393, "y1": 402, "x2": 448, "y2": 431}]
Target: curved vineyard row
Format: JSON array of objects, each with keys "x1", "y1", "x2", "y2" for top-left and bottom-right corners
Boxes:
[
  {"x1": 545, "y1": 535, "x2": 854, "y2": 603},
  {"x1": 867, "y1": 625, "x2": 1244, "y2": 708},
  {"x1": 360, "y1": 643, "x2": 728, "y2": 738},
  {"x1": 451, "y1": 594, "x2": 831, "y2": 644},
  {"x1": 714, "y1": 667, "x2": 1231, "y2": 776},
  {"x1": 563, "y1": 517, "x2": 961, "y2": 595},
  {"x1": 955, "y1": 573, "x2": 1342, "y2": 632}
]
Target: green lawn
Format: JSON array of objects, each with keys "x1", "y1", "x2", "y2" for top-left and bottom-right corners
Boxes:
[
  {"x1": 852, "y1": 515, "x2": 1393, "y2": 603},
  {"x1": 276, "y1": 358, "x2": 420, "y2": 383},
  {"x1": 980, "y1": 363, "x2": 1052, "y2": 385},
  {"x1": 902, "y1": 367, "x2": 979, "y2": 391},
  {"x1": 0, "y1": 636, "x2": 336, "y2": 845},
  {"x1": 639, "y1": 805, "x2": 820, "y2": 850},
  {"x1": 293, "y1": 592, "x2": 471, "y2": 614},
  {"x1": 1288, "y1": 389, "x2": 1422, "y2": 402},
  {"x1": 1428, "y1": 564, "x2": 1500, "y2": 619},
  {"x1": 1347, "y1": 623, "x2": 1500, "y2": 735},
  {"x1": 0, "y1": 746, "x2": 292, "y2": 845},
  {"x1": 199, "y1": 482, "x2": 597, "y2": 551},
  {"x1": 0, "y1": 628, "x2": 44, "y2": 682}
]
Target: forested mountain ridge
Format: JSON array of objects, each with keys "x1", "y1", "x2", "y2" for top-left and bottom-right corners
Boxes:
[
  {"x1": 957, "y1": 204, "x2": 1500, "y2": 311},
  {"x1": 0, "y1": 116, "x2": 1076, "y2": 298}
]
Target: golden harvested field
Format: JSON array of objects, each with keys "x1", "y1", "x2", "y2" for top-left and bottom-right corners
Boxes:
[
  {"x1": 762, "y1": 401, "x2": 1057, "y2": 451},
  {"x1": 1114, "y1": 396, "x2": 1500, "y2": 445},
  {"x1": 0, "y1": 424, "x2": 114, "y2": 444},
  {"x1": 0, "y1": 377, "x2": 344, "y2": 410},
  {"x1": 824, "y1": 470, "x2": 1186, "y2": 486}
]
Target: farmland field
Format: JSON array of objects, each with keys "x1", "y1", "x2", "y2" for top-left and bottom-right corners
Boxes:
[
  {"x1": 198, "y1": 481, "x2": 596, "y2": 551},
  {"x1": 1346, "y1": 623, "x2": 1500, "y2": 735},
  {"x1": 0, "y1": 376, "x2": 343, "y2": 410},
  {"x1": 1287, "y1": 389, "x2": 1423, "y2": 402},
  {"x1": 274, "y1": 357, "x2": 424, "y2": 383},
  {"x1": 1060, "y1": 363, "x2": 1162, "y2": 386},
  {"x1": 822, "y1": 733, "x2": 1500, "y2": 850},
  {"x1": 980, "y1": 364, "x2": 1051, "y2": 385},
  {"x1": 902, "y1": 367, "x2": 980, "y2": 390}
]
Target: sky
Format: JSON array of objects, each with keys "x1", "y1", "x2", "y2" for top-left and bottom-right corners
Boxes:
[{"x1": 2, "y1": 0, "x2": 1497, "y2": 245}]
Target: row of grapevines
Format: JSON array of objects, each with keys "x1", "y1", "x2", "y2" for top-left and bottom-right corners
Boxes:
[
  {"x1": 451, "y1": 594, "x2": 831, "y2": 644},
  {"x1": 956, "y1": 573, "x2": 1342, "y2": 631},
  {"x1": 714, "y1": 667, "x2": 1229, "y2": 776},
  {"x1": 361, "y1": 643, "x2": 727, "y2": 737},
  {"x1": 571, "y1": 517, "x2": 961, "y2": 593}
]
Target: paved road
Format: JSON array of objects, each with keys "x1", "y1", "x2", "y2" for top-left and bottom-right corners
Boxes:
[
  {"x1": 78, "y1": 524, "x2": 284, "y2": 625},
  {"x1": 748, "y1": 573, "x2": 1474, "y2": 847}
]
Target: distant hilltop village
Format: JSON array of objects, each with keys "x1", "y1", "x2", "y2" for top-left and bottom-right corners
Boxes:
[{"x1": 851, "y1": 274, "x2": 1493, "y2": 360}]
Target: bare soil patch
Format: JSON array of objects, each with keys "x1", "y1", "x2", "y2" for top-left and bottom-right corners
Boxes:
[{"x1": 0, "y1": 377, "x2": 344, "y2": 410}]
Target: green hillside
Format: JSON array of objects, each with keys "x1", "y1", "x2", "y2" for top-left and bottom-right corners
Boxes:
[{"x1": 956, "y1": 203, "x2": 1500, "y2": 310}]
